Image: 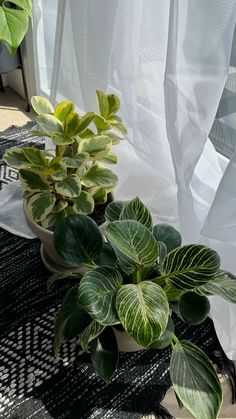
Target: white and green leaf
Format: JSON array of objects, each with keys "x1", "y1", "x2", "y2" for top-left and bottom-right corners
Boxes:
[
  {"x1": 27, "y1": 191, "x2": 56, "y2": 222},
  {"x1": 105, "y1": 200, "x2": 127, "y2": 222},
  {"x1": 31, "y1": 96, "x2": 54, "y2": 115},
  {"x1": 55, "y1": 174, "x2": 81, "y2": 198},
  {"x1": 72, "y1": 191, "x2": 95, "y2": 214},
  {"x1": 79, "y1": 320, "x2": 105, "y2": 352},
  {"x1": 107, "y1": 94, "x2": 120, "y2": 116},
  {"x1": 195, "y1": 272, "x2": 236, "y2": 303},
  {"x1": 96, "y1": 90, "x2": 109, "y2": 118},
  {"x1": 54, "y1": 101, "x2": 74, "y2": 122},
  {"x1": 23, "y1": 147, "x2": 48, "y2": 167},
  {"x1": 82, "y1": 164, "x2": 118, "y2": 188},
  {"x1": 36, "y1": 114, "x2": 64, "y2": 135},
  {"x1": 3, "y1": 147, "x2": 30, "y2": 169},
  {"x1": 120, "y1": 196, "x2": 153, "y2": 231},
  {"x1": 19, "y1": 168, "x2": 51, "y2": 191},
  {"x1": 78, "y1": 135, "x2": 112, "y2": 159}
]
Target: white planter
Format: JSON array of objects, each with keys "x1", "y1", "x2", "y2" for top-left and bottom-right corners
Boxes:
[
  {"x1": 23, "y1": 201, "x2": 106, "y2": 273},
  {"x1": 113, "y1": 328, "x2": 144, "y2": 352}
]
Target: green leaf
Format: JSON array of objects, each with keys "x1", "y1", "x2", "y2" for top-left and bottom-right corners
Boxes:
[
  {"x1": 23, "y1": 147, "x2": 48, "y2": 167},
  {"x1": 94, "y1": 115, "x2": 111, "y2": 132},
  {"x1": 47, "y1": 270, "x2": 75, "y2": 289},
  {"x1": 161, "y1": 244, "x2": 221, "y2": 290},
  {"x1": 105, "y1": 220, "x2": 158, "y2": 274},
  {"x1": 105, "y1": 200, "x2": 127, "y2": 222},
  {"x1": 178, "y1": 292, "x2": 210, "y2": 325},
  {"x1": 90, "y1": 327, "x2": 118, "y2": 382},
  {"x1": 105, "y1": 132, "x2": 124, "y2": 145},
  {"x1": 51, "y1": 133, "x2": 74, "y2": 145},
  {"x1": 55, "y1": 174, "x2": 81, "y2": 198},
  {"x1": 78, "y1": 135, "x2": 112, "y2": 159},
  {"x1": 62, "y1": 153, "x2": 89, "y2": 168},
  {"x1": 170, "y1": 340, "x2": 222, "y2": 419},
  {"x1": 54, "y1": 287, "x2": 91, "y2": 355},
  {"x1": 78, "y1": 266, "x2": 122, "y2": 325},
  {"x1": 92, "y1": 187, "x2": 108, "y2": 204},
  {"x1": 153, "y1": 224, "x2": 182, "y2": 253},
  {"x1": 101, "y1": 151, "x2": 118, "y2": 165},
  {"x1": 108, "y1": 115, "x2": 127, "y2": 134},
  {"x1": 107, "y1": 94, "x2": 120, "y2": 115},
  {"x1": 3, "y1": 147, "x2": 30, "y2": 168},
  {"x1": 77, "y1": 112, "x2": 95, "y2": 134},
  {"x1": 41, "y1": 209, "x2": 67, "y2": 230},
  {"x1": 0, "y1": 1, "x2": 30, "y2": 54},
  {"x1": 150, "y1": 316, "x2": 174, "y2": 349},
  {"x1": 79, "y1": 320, "x2": 105, "y2": 352},
  {"x1": 94, "y1": 243, "x2": 117, "y2": 267},
  {"x1": 43, "y1": 156, "x2": 65, "y2": 175},
  {"x1": 27, "y1": 191, "x2": 56, "y2": 222},
  {"x1": 54, "y1": 214, "x2": 103, "y2": 265},
  {"x1": 116, "y1": 281, "x2": 169, "y2": 347},
  {"x1": 65, "y1": 112, "x2": 80, "y2": 136},
  {"x1": 19, "y1": 168, "x2": 51, "y2": 191},
  {"x1": 195, "y1": 272, "x2": 236, "y2": 304},
  {"x1": 73, "y1": 191, "x2": 95, "y2": 214},
  {"x1": 36, "y1": 114, "x2": 64, "y2": 135},
  {"x1": 31, "y1": 96, "x2": 54, "y2": 115},
  {"x1": 82, "y1": 164, "x2": 118, "y2": 188},
  {"x1": 54, "y1": 101, "x2": 74, "y2": 122},
  {"x1": 79, "y1": 128, "x2": 95, "y2": 139},
  {"x1": 120, "y1": 196, "x2": 153, "y2": 231},
  {"x1": 158, "y1": 241, "x2": 167, "y2": 268},
  {"x1": 96, "y1": 90, "x2": 109, "y2": 118}
]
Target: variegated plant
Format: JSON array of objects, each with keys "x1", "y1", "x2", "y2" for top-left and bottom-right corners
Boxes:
[
  {"x1": 48, "y1": 196, "x2": 236, "y2": 419},
  {"x1": 3, "y1": 91, "x2": 127, "y2": 229}
]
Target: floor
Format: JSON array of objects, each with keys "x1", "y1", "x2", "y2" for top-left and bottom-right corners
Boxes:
[{"x1": 1, "y1": 88, "x2": 236, "y2": 419}]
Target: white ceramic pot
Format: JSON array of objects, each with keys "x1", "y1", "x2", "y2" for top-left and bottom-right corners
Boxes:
[
  {"x1": 112, "y1": 328, "x2": 144, "y2": 352},
  {"x1": 23, "y1": 201, "x2": 106, "y2": 273}
]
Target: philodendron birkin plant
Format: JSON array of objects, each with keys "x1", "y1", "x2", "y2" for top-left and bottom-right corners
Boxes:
[
  {"x1": 48, "y1": 196, "x2": 236, "y2": 419},
  {"x1": 3, "y1": 91, "x2": 127, "y2": 230}
]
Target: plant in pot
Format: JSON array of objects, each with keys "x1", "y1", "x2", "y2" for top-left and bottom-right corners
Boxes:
[
  {"x1": 3, "y1": 90, "x2": 127, "y2": 271},
  {"x1": 49, "y1": 196, "x2": 236, "y2": 419}
]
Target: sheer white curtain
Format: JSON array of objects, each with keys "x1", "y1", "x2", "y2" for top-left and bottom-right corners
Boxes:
[{"x1": 32, "y1": 0, "x2": 236, "y2": 357}]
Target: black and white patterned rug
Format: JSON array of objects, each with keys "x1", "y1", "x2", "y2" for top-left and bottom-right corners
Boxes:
[{"x1": 0, "y1": 123, "x2": 235, "y2": 419}]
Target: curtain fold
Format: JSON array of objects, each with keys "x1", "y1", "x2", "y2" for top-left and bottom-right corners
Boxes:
[{"x1": 32, "y1": 0, "x2": 236, "y2": 358}]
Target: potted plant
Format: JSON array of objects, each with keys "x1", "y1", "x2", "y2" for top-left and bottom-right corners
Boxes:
[
  {"x1": 49, "y1": 196, "x2": 236, "y2": 419},
  {"x1": 3, "y1": 90, "x2": 127, "y2": 271}
]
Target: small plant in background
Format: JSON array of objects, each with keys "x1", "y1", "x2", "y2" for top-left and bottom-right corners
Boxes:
[
  {"x1": 49, "y1": 196, "x2": 236, "y2": 419},
  {"x1": 3, "y1": 91, "x2": 127, "y2": 229}
]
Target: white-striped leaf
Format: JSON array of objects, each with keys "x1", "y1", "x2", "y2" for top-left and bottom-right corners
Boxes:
[
  {"x1": 120, "y1": 196, "x2": 153, "y2": 231},
  {"x1": 82, "y1": 164, "x2": 118, "y2": 188},
  {"x1": 79, "y1": 320, "x2": 105, "y2": 352},
  {"x1": 36, "y1": 114, "x2": 64, "y2": 135},
  {"x1": 55, "y1": 174, "x2": 81, "y2": 198},
  {"x1": 31, "y1": 96, "x2": 54, "y2": 115},
  {"x1": 54, "y1": 101, "x2": 74, "y2": 122},
  {"x1": 105, "y1": 220, "x2": 158, "y2": 274},
  {"x1": 153, "y1": 224, "x2": 182, "y2": 253},
  {"x1": 22, "y1": 147, "x2": 48, "y2": 167},
  {"x1": 73, "y1": 191, "x2": 95, "y2": 214},
  {"x1": 19, "y1": 169, "x2": 51, "y2": 191},
  {"x1": 27, "y1": 192, "x2": 56, "y2": 222},
  {"x1": 54, "y1": 214, "x2": 103, "y2": 265},
  {"x1": 78, "y1": 135, "x2": 112, "y2": 159},
  {"x1": 105, "y1": 200, "x2": 127, "y2": 222},
  {"x1": 3, "y1": 147, "x2": 30, "y2": 169},
  {"x1": 170, "y1": 340, "x2": 222, "y2": 419},
  {"x1": 195, "y1": 272, "x2": 236, "y2": 303},
  {"x1": 78, "y1": 266, "x2": 122, "y2": 325},
  {"x1": 96, "y1": 90, "x2": 109, "y2": 118},
  {"x1": 116, "y1": 281, "x2": 169, "y2": 347},
  {"x1": 161, "y1": 245, "x2": 220, "y2": 290}
]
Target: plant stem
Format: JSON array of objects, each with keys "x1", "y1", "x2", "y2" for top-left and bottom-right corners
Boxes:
[
  {"x1": 171, "y1": 334, "x2": 179, "y2": 348},
  {"x1": 134, "y1": 268, "x2": 142, "y2": 284}
]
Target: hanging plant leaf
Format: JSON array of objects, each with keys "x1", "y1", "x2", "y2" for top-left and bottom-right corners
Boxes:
[
  {"x1": 170, "y1": 340, "x2": 222, "y2": 419},
  {"x1": 105, "y1": 200, "x2": 127, "y2": 222},
  {"x1": 105, "y1": 220, "x2": 158, "y2": 274},
  {"x1": 79, "y1": 320, "x2": 105, "y2": 352},
  {"x1": 116, "y1": 281, "x2": 169, "y2": 347},
  {"x1": 78, "y1": 266, "x2": 122, "y2": 325},
  {"x1": 55, "y1": 174, "x2": 81, "y2": 198},
  {"x1": 153, "y1": 224, "x2": 182, "y2": 253},
  {"x1": 90, "y1": 327, "x2": 119, "y2": 382},
  {"x1": 31, "y1": 96, "x2": 54, "y2": 115},
  {"x1": 160, "y1": 244, "x2": 220, "y2": 290},
  {"x1": 54, "y1": 214, "x2": 103, "y2": 265},
  {"x1": 195, "y1": 272, "x2": 236, "y2": 303},
  {"x1": 178, "y1": 291, "x2": 210, "y2": 325},
  {"x1": 54, "y1": 287, "x2": 91, "y2": 355},
  {"x1": 119, "y1": 196, "x2": 153, "y2": 231},
  {"x1": 27, "y1": 191, "x2": 56, "y2": 222}
]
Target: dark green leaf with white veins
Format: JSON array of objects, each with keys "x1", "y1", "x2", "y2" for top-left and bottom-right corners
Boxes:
[
  {"x1": 116, "y1": 281, "x2": 169, "y2": 347},
  {"x1": 79, "y1": 320, "x2": 105, "y2": 352},
  {"x1": 78, "y1": 266, "x2": 122, "y2": 325},
  {"x1": 150, "y1": 315, "x2": 174, "y2": 349},
  {"x1": 178, "y1": 291, "x2": 210, "y2": 325},
  {"x1": 105, "y1": 220, "x2": 158, "y2": 274},
  {"x1": 161, "y1": 244, "x2": 220, "y2": 290},
  {"x1": 27, "y1": 192, "x2": 56, "y2": 222},
  {"x1": 3, "y1": 147, "x2": 30, "y2": 169},
  {"x1": 195, "y1": 272, "x2": 236, "y2": 304},
  {"x1": 170, "y1": 340, "x2": 222, "y2": 419},
  {"x1": 153, "y1": 224, "x2": 182, "y2": 253},
  {"x1": 55, "y1": 174, "x2": 81, "y2": 198},
  {"x1": 120, "y1": 196, "x2": 153, "y2": 231},
  {"x1": 90, "y1": 327, "x2": 118, "y2": 382},
  {"x1": 82, "y1": 164, "x2": 118, "y2": 188},
  {"x1": 105, "y1": 200, "x2": 127, "y2": 222},
  {"x1": 73, "y1": 191, "x2": 94, "y2": 214},
  {"x1": 54, "y1": 287, "x2": 91, "y2": 355},
  {"x1": 19, "y1": 169, "x2": 51, "y2": 191},
  {"x1": 54, "y1": 214, "x2": 103, "y2": 265}
]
